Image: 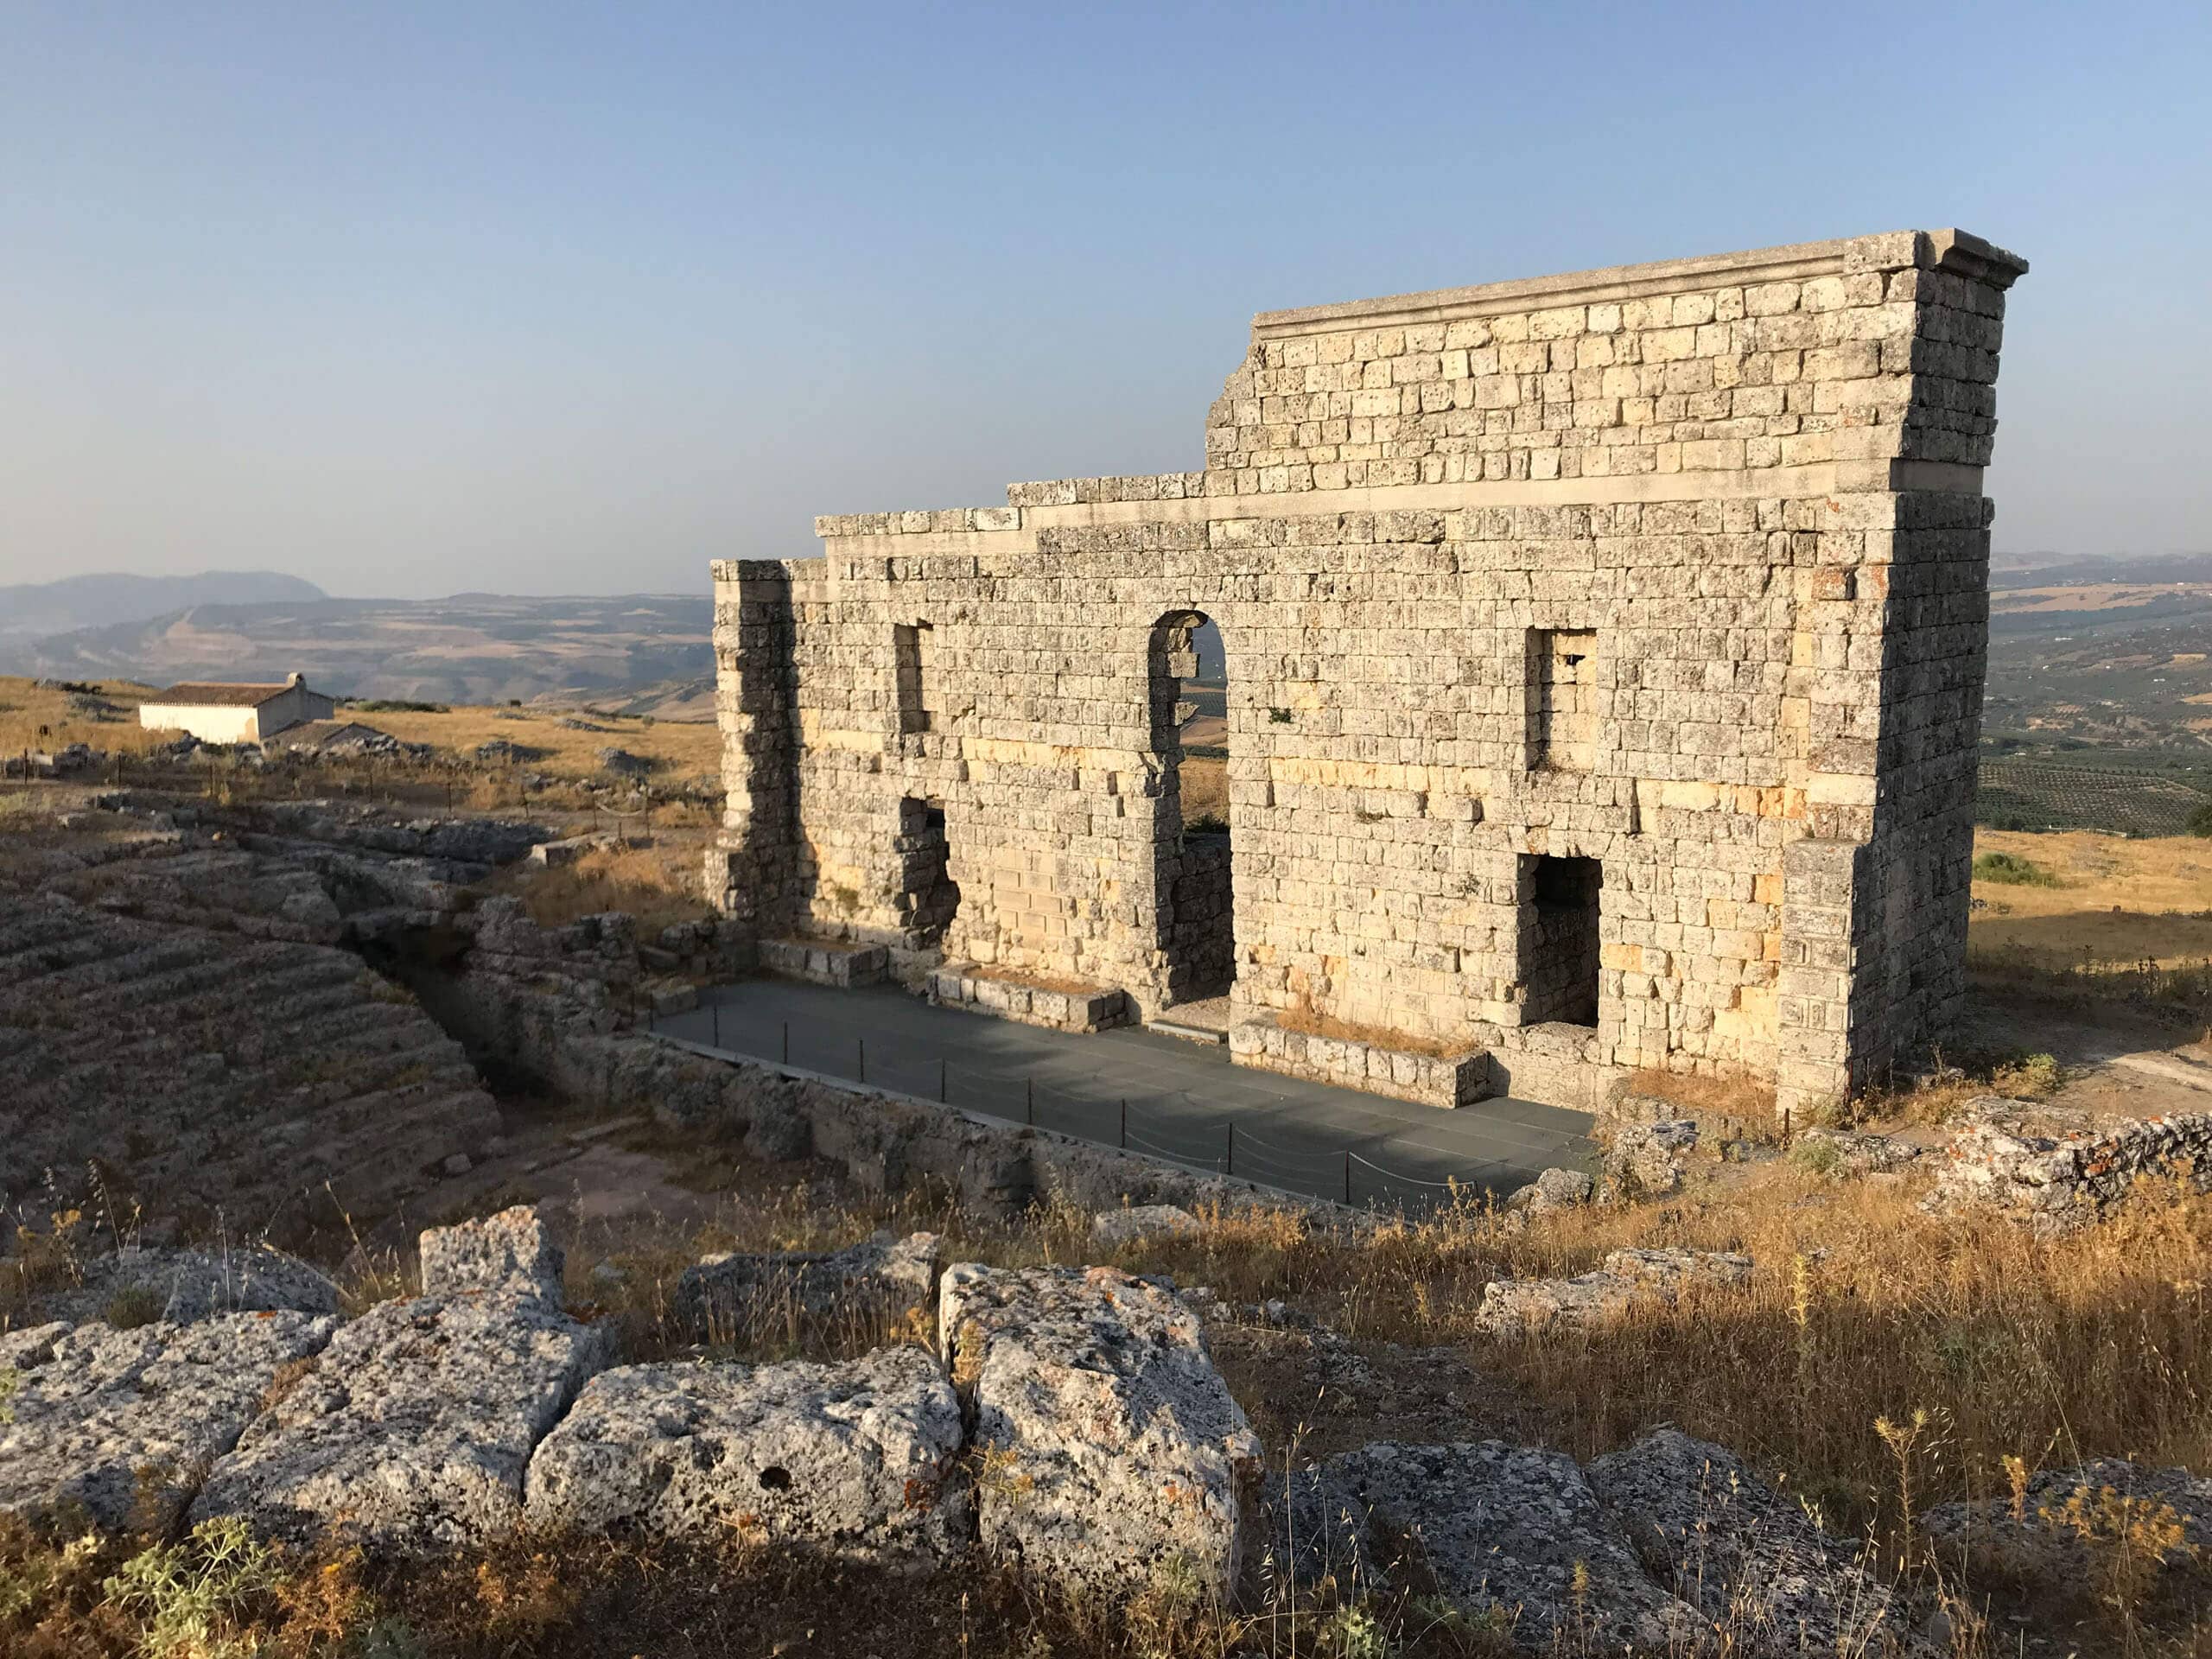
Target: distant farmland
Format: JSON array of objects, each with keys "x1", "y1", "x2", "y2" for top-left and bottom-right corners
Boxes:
[{"x1": 1976, "y1": 759, "x2": 2212, "y2": 836}]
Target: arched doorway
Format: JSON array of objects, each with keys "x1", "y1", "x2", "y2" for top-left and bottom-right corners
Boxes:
[{"x1": 1147, "y1": 611, "x2": 1234, "y2": 1007}]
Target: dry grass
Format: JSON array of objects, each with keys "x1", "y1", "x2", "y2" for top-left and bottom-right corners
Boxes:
[
  {"x1": 1181, "y1": 753, "x2": 1230, "y2": 825},
  {"x1": 1970, "y1": 829, "x2": 2212, "y2": 968},
  {"x1": 1274, "y1": 1006, "x2": 1477, "y2": 1060},
  {"x1": 0, "y1": 675, "x2": 168, "y2": 760},
  {"x1": 495, "y1": 842, "x2": 712, "y2": 934},
  {"x1": 357, "y1": 703, "x2": 720, "y2": 785}
]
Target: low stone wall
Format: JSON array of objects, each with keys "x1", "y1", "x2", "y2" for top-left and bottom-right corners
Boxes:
[
  {"x1": 1927, "y1": 1102, "x2": 2212, "y2": 1230},
  {"x1": 759, "y1": 937, "x2": 888, "y2": 988},
  {"x1": 925, "y1": 963, "x2": 1130, "y2": 1033},
  {"x1": 1230, "y1": 1010, "x2": 1493, "y2": 1109}
]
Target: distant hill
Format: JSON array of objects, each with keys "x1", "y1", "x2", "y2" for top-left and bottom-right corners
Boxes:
[
  {"x1": 0, "y1": 570, "x2": 327, "y2": 652},
  {"x1": 19, "y1": 592, "x2": 713, "y2": 709}
]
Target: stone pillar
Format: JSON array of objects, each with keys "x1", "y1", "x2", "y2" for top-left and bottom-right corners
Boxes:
[{"x1": 703, "y1": 559, "x2": 798, "y2": 941}]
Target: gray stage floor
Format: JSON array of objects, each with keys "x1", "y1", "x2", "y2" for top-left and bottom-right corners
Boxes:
[{"x1": 655, "y1": 980, "x2": 1592, "y2": 1211}]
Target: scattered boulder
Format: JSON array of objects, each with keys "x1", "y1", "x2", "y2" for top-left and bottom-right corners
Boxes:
[
  {"x1": 598, "y1": 747, "x2": 653, "y2": 777},
  {"x1": 1922, "y1": 1459, "x2": 2212, "y2": 1586},
  {"x1": 1605, "y1": 1119, "x2": 1699, "y2": 1196},
  {"x1": 939, "y1": 1263, "x2": 1261, "y2": 1605},
  {"x1": 524, "y1": 1346, "x2": 966, "y2": 1561},
  {"x1": 29, "y1": 1244, "x2": 340, "y2": 1328},
  {"x1": 1472, "y1": 1248, "x2": 1753, "y2": 1339},
  {"x1": 1503, "y1": 1166, "x2": 1593, "y2": 1215},
  {"x1": 0, "y1": 1312, "x2": 336, "y2": 1529},
  {"x1": 677, "y1": 1232, "x2": 940, "y2": 1342},
  {"x1": 1298, "y1": 1440, "x2": 1696, "y2": 1652},
  {"x1": 1090, "y1": 1204, "x2": 1202, "y2": 1247},
  {"x1": 418, "y1": 1205, "x2": 565, "y2": 1301},
  {"x1": 1588, "y1": 1427, "x2": 1910, "y2": 1654},
  {"x1": 1792, "y1": 1127, "x2": 1921, "y2": 1178}
]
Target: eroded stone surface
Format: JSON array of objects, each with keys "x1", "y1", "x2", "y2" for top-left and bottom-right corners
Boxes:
[
  {"x1": 192, "y1": 1289, "x2": 607, "y2": 1551},
  {"x1": 939, "y1": 1262, "x2": 1261, "y2": 1603},
  {"x1": 1927, "y1": 1103, "x2": 2212, "y2": 1230},
  {"x1": 1302, "y1": 1440, "x2": 1695, "y2": 1652},
  {"x1": 32, "y1": 1245, "x2": 340, "y2": 1327},
  {"x1": 1588, "y1": 1427, "x2": 1910, "y2": 1654},
  {"x1": 1090, "y1": 1205, "x2": 1201, "y2": 1247},
  {"x1": 524, "y1": 1345, "x2": 965, "y2": 1560},
  {"x1": 418, "y1": 1205, "x2": 565, "y2": 1301},
  {"x1": 1, "y1": 1312, "x2": 336, "y2": 1529},
  {"x1": 676, "y1": 1231, "x2": 939, "y2": 1341},
  {"x1": 1472, "y1": 1248, "x2": 1753, "y2": 1338},
  {"x1": 1922, "y1": 1459, "x2": 2212, "y2": 1585}
]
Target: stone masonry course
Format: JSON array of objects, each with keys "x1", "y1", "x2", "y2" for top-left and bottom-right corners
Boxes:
[{"x1": 707, "y1": 230, "x2": 2027, "y2": 1116}]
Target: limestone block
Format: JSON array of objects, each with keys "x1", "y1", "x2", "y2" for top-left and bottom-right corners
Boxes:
[
  {"x1": 938, "y1": 1263, "x2": 1261, "y2": 1604},
  {"x1": 523, "y1": 1345, "x2": 965, "y2": 1560},
  {"x1": 1472, "y1": 1248, "x2": 1752, "y2": 1338},
  {"x1": 1589, "y1": 1428, "x2": 1910, "y2": 1652},
  {"x1": 1, "y1": 1312, "x2": 337, "y2": 1529},
  {"x1": 1090, "y1": 1204, "x2": 1202, "y2": 1247},
  {"x1": 1293, "y1": 1440, "x2": 1696, "y2": 1651},
  {"x1": 1922, "y1": 1459, "x2": 2211, "y2": 1586},
  {"x1": 30, "y1": 1244, "x2": 339, "y2": 1328},
  {"x1": 675, "y1": 1231, "x2": 941, "y2": 1341},
  {"x1": 418, "y1": 1204, "x2": 565, "y2": 1302},
  {"x1": 192, "y1": 1289, "x2": 608, "y2": 1551}
]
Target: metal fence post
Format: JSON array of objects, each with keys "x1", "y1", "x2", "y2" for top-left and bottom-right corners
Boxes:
[
  {"x1": 1119, "y1": 1098, "x2": 1128, "y2": 1150},
  {"x1": 1344, "y1": 1150, "x2": 1352, "y2": 1205},
  {"x1": 1225, "y1": 1122, "x2": 1234, "y2": 1176},
  {"x1": 938, "y1": 1058, "x2": 948, "y2": 1103},
  {"x1": 781, "y1": 1021, "x2": 790, "y2": 1065},
  {"x1": 1025, "y1": 1078, "x2": 1034, "y2": 1127},
  {"x1": 857, "y1": 1038, "x2": 865, "y2": 1084},
  {"x1": 711, "y1": 999, "x2": 721, "y2": 1048}
]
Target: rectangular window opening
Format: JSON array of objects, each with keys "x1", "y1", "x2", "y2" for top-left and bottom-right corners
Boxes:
[
  {"x1": 1521, "y1": 853, "x2": 1601, "y2": 1027},
  {"x1": 893, "y1": 621, "x2": 933, "y2": 735},
  {"x1": 1528, "y1": 627, "x2": 1597, "y2": 772}
]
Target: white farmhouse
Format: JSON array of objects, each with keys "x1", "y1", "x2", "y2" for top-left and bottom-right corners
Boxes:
[{"x1": 137, "y1": 674, "x2": 336, "y2": 744}]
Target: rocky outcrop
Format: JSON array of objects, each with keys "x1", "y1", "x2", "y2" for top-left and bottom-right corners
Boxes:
[
  {"x1": 1922, "y1": 1459, "x2": 2212, "y2": 1584},
  {"x1": 1604, "y1": 1119, "x2": 1699, "y2": 1195},
  {"x1": 1588, "y1": 1427, "x2": 1910, "y2": 1654},
  {"x1": 1503, "y1": 1165, "x2": 1592, "y2": 1216},
  {"x1": 675, "y1": 1231, "x2": 940, "y2": 1343},
  {"x1": 28, "y1": 1243, "x2": 339, "y2": 1328},
  {"x1": 0, "y1": 1312, "x2": 336, "y2": 1529},
  {"x1": 1471, "y1": 1248, "x2": 1754, "y2": 1338},
  {"x1": 939, "y1": 1262, "x2": 1262, "y2": 1605},
  {"x1": 524, "y1": 1346, "x2": 966, "y2": 1560},
  {"x1": 1290, "y1": 1440, "x2": 1698, "y2": 1653},
  {"x1": 1927, "y1": 1101, "x2": 2212, "y2": 1230}
]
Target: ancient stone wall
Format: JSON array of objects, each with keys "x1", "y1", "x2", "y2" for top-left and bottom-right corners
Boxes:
[{"x1": 710, "y1": 231, "x2": 2025, "y2": 1114}]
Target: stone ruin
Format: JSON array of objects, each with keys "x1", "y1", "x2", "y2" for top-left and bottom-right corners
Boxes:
[{"x1": 706, "y1": 230, "x2": 2028, "y2": 1117}]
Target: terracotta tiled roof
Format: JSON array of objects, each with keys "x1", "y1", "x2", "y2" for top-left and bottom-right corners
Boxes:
[{"x1": 144, "y1": 682, "x2": 296, "y2": 708}]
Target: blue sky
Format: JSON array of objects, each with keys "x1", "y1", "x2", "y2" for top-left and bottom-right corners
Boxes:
[{"x1": 2, "y1": 1, "x2": 2206, "y2": 597}]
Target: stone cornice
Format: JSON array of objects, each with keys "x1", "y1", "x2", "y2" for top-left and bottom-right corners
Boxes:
[{"x1": 1251, "y1": 230, "x2": 2025, "y2": 340}]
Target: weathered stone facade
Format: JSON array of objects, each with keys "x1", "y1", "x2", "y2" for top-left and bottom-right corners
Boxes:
[{"x1": 709, "y1": 231, "x2": 2026, "y2": 1115}]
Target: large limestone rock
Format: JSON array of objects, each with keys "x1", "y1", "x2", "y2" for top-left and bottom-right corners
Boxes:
[
  {"x1": 0, "y1": 1312, "x2": 337, "y2": 1529},
  {"x1": 1298, "y1": 1440, "x2": 1695, "y2": 1652},
  {"x1": 418, "y1": 1205, "x2": 565, "y2": 1300},
  {"x1": 1472, "y1": 1248, "x2": 1753, "y2": 1338},
  {"x1": 1091, "y1": 1204, "x2": 1202, "y2": 1247},
  {"x1": 675, "y1": 1231, "x2": 939, "y2": 1344},
  {"x1": 31, "y1": 1244, "x2": 340, "y2": 1328},
  {"x1": 194, "y1": 1211, "x2": 607, "y2": 1551},
  {"x1": 524, "y1": 1346, "x2": 965, "y2": 1561},
  {"x1": 938, "y1": 1263, "x2": 1261, "y2": 1604},
  {"x1": 1587, "y1": 1428, "x2": 1910, "y2": 1654},
  {"x1": 1922, "y1": 1459, "x2": 2212, "y2": 1585}
]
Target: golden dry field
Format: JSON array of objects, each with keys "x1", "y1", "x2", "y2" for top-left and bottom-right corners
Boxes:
[
  {"x1": 0, "y1": 675, "x2": 168, "y2": 757},
  {"x1": 1970, "y1": 828, "x2": 2212, "y2": 968},
  {"x1": 353, "y1": 702, "x2": 721, "y2": 783}
]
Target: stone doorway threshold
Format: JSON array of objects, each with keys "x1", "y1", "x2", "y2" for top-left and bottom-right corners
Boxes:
[{"x1": 1149, "y1": 994, "x2": 1232, "y2": 1045}]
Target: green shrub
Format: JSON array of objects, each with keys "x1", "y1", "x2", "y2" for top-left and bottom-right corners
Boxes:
[
  {"x1": 1973, "y1": 850, "x2": 2063, "y2": 887},
  {"x1": 2190, "y1": 800, "x2": 2212, "y2": 838},
  {"x1": 103, "y1": 1283, "x2": 167, "y2": 1330}
]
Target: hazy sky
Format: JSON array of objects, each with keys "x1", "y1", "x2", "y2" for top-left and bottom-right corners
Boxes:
[{"x1": 3, "y1": 1, "x2": 2206, "y2": 599}]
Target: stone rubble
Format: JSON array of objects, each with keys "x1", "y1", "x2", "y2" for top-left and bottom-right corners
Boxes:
[
  {"x1": 1925, "y1": 1100, "x2": 2212, "y2": 1230},
  {"x1": 939, "y1": 1262, "x2": 1262, "y2": 1605},
  {"x1": 1090, "y1": 1203, "x2": 1203, "y2": 1246},
  {"x1": 0, "y1": 1312, "x2": 337, "y2": 1529},
  {"x1": 1294, "y1": 1440, "x2": 1699, "y2": 1652},
  {"x1": 524, "y1": 1345, "x2": 966, "y2": 1561},
  {"x1": 1604, "y1": 1118, "x2": 1700, "y2": 1195},
  {"x1": 676, "y1": 1231, "x2": 941, "y2": 1341},
  {"x1": 1922, "y1": 1459, "x2": 2212, "y2": 1584},
  {"x1": 1471, "y1": 1248, "x2": 1754, "y2": 1339},
  {"x1": 418, "y1": 1204, "x2": 566, "y2": 1300},
  {"x1": 1587, "y1": 1427, "x2": 1911, "y2": 1654}
]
